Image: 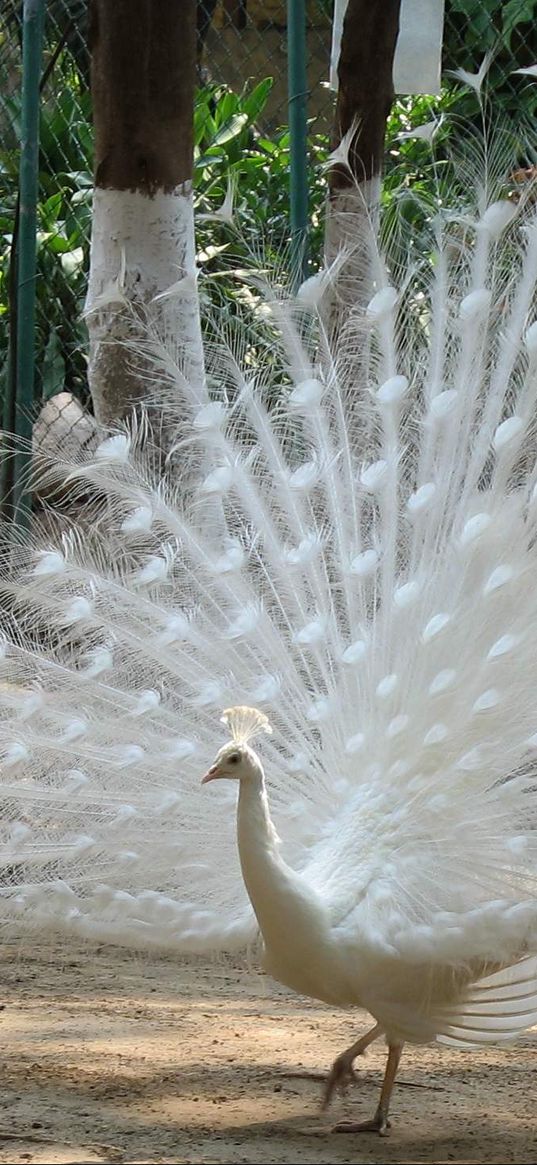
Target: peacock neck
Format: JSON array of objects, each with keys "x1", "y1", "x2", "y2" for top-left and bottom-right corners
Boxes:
[
  {"x1": 236, "y1": 772, "x2": 338, "y2": 1001},
  {"x1": 236, "y1": 775, "x2": 299, "y2": 943},
  {"x1": 237, "y1": 776, "x2": 280, "y2": 880}
]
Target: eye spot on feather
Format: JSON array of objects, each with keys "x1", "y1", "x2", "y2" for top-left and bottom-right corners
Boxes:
[
  {"x1": 113, "y1": 744, "x2": 145, "y2": 768},
  {"x1": 293, "y1": 617, "x2": 328, "y2": 647},
  {"x1": 288, "y1": 752, "x2": 308, "y2": 773},
  {"x1": 422, "y1": 613, "x2": 450, "y2": 642},
  {"x1": 345, "y1": 732, "x2": 365, "y2": 754},
  {"x1": 472, "y1": 689, "x2": 500, "y2": 713},
  {"x1": 3, "y1": 742, "x2": 30, "y2": 767},
  {"x1": 193, "y1": 402, "x2": 227, "y2": 431},
  {"x1": 63, "y1": 596, "x2": 93, "y2": 623},
  {"x1": 250, "y1": 674, "x2": 281, "y2": 703},
  {"x1": 224, "y1": 604, "x2": 260, "y2": 639},
  {"x1": 388, "y1": 759, "x2": 410, "y2": 780},
  {"x1": 428, "y1": 389, "x2": 458, "y2": 422},
  {"x1": 288, "y1": 378, "x2": 324, "y2": 410},
  {"x1": 164, "y1": 738, "x2": 196, "y2": 759},
  {"x1": 130, "y1": 689, "x2": 161, "y2": 716},
  {"x1": 360, "y1": 460, "x2": 388, "y2": 492},
  {"x1": 349, "y1": 549, "x2": 378, "y2": 576},
  {"x1": 341, "y1": 640, "x2": 367, "y2": 665},
  {"x1": 307, "y1": 697, "x2": 332, "y2": 722},
  {"x1": 376, "y1": 674, "x2": 398, "y2": 700},
  {"x1": 460, "y1": 513, "x2": 492, "y2": 545},
  {"x1": 121, "y1": 506, "x2": 153, "y2": 534},
  {"x1": 386, "y1": 714, "x2": 409, "y2": 738},
  {"x1": 459, "y1": 288, "x2": 491, "y2": 320},
  {"x1": 456, "y1": 747, "x2": 482, "y2": 771},
  {"x1": 505, "y1": 835, "x2": 527, "y2": 856},
  {"x1": 393, "y1": 579, "x2": 421, "y2": 608},
  {"x1": 201, "y1": 466, "x2": 233, "y2": 495},
  {"x1": 193, "y1": 681, "x2": 224, "y2": 707},
  {"x1": 487, "y1": 634, "x2": 518, "y2": 660},
  {"x1": 63, "y1": 769, "x2": 89, "y2": 791},
  {"x1": 110, "y1": 804, "x2": 137, "y2": 826},
  {"x1": 80, "y1": 646, "x2": 114, "y2": 678},
  {"x1": 366, "y1": 286, "x2": 397, "y2": 320},
  {"x1": 209, "y1": 542, "x2": 245, "y2": 574},
  {"x1": 493, "y1": 416, "x2": 524, "y2": 452},
  {"x1": 423, "y1": 723, "x2": 448, "y2": 746},
  {"x1": 156, "y1": 612, "x2": 191, "y2": 646},
  {"x1": 484, "y1": 565, "x2": 515, "y2": 594},
  {"x1": 33, "y1": 550, "x2": 66, "y2": 577},
  {"x1": 117, "y1": 850, "x2": 139, "y2": 865},
  {"x1": 9, "y1": 821, "x2": 32, "y2": 846},
  {"x1": 95, "y1": 434, "x2": 131, "y2": 462},
  {"x1": 283, "y1": 533, "x2": 323, "y2": 567},
  {"x1": 154, "y1": 791, "x2": 181, "y2": 814},
  {"x1": 135, "y1": 556, "x2": 170, "y2": 586},
  {"x1": 287, "y1": 460, "x2": 321, "y2": 492},
  {"x1": 73, "y1": 834, "x2": 96, "y2": 854},
  {"x1": 478, "y1": 200, "x2": 517, "y2": 237},
  {"x1": 377, "y1": 375, "x2": 408, "y2": 405},
  {"x1": 406, "y1": 482, "x2": 436, "y2": 517},
  {"x1": 14, "y1": 690, "x2": 43, "y2": 721},
  {"x1": 61, "y1": 718, "x2": 88, "y2": 742},
  {"x1": 428, "y1": 669, "x2": 457, "y2": 696},
  {"x1": 296, "y1": 270, "x2": 327, "y2": 308}
]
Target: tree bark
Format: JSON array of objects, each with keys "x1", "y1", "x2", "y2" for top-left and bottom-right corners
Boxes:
[
  {"x1": 331, "y1": 0, "x2": 402, "y2": 192},
  {"x1": 323, "y1": 0, "x2": 402, "y2": 350},
  {"x1": 86, "y1": 0, "x2": 205, "y2": 426}
]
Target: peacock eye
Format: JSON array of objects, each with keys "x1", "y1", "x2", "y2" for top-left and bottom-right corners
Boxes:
[{"x1": 228, "y1": 753, "x2": 240, "y2": 764}]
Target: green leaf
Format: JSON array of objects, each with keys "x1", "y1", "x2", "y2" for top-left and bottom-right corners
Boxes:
[
  {"x1": 241, "y1": 78, "x2": 273, "y2": 123},
  {"x1": 503, "y1": 0, "x2": 536, "y2": 42},
  {"x1": 212, "y1": 113, "x2": 249, "y2": 146}
]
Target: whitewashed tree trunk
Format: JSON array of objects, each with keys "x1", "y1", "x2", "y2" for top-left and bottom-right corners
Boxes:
[
  {"x1": 87, "y1": 0, "x2": 203, "y2": 427},
  {"x1": 85, "y1": 184, "x2": 205, "y2": 425},
  {"x1": 323, "y1": 0, "x2": 401, "y2": 351}
]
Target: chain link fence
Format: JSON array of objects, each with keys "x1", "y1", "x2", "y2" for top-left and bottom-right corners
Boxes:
[{"x1": 1, "y1": 0, "x2": 537, "y2": 510}]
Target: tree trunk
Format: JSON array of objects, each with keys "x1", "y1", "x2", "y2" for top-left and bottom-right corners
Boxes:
[
  {"x1": 86, "y1": 0, "x2": 204, "y2": 426},
  {"x1": 323, "y1": 0, "x2": 402, "y2": 347}
]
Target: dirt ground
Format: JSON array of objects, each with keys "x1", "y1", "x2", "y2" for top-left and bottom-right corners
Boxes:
[{"x1": 1, "y1": 941, "x2": 536, "y2": 1165}]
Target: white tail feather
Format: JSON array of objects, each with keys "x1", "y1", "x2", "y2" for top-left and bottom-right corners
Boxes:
[{"x1": 0, "y1": 126, "x2": 537, "y2": 1051}]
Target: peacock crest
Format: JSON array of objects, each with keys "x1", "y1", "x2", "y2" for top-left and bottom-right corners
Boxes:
[{"x1": 221, "y1": 706, "x2": 272, "y2": 745}]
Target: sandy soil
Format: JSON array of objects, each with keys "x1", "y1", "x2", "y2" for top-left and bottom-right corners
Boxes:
[{"x1": 1, "y1": 941, "x2": 536, "y2": 1165}]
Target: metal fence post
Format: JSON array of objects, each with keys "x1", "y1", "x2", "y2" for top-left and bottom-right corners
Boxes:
[
  {"x1": 13, "y1": 0, "x2": 45, "y2": 523},
  {"x1": 287, "y1": 0, "x2": 309, "y2": 285}
]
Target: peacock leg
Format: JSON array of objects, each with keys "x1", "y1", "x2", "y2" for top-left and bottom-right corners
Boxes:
[
  {"x1": 322, "y1": 1022, "x2": 383, "y2": 1109},
  {"x1": 331, "y1": 1042, "x2": 403, "y2": 1136}
]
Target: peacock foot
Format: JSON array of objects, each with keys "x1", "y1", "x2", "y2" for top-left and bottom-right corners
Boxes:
[
  {"x1": 331, "y1": 1105, "x2": 391, "y2": 1137},
  {"x1": 322, "y1": 1022, "x2": 383, "y2": 1112},
  {"x1": 322, "y1": 1050, "x2": 360, "y2": 1110}
]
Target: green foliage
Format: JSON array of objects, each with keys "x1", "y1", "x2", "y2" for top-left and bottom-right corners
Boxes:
[
  {"x1": 0, "y1": 74, "x2": 325, "y2": 417},
  {"x1": 194, "y1": 79, "x2": 326, "y2": 271},
  {"x1": 0, "y1": 77, "x2": 92, "y2": 410},
  {"x1": 1, "y1": 1, "x2": 536, "y2": 421},
  {"x1": 443, "y1": 0, "x2": 537, "y2": 118}
]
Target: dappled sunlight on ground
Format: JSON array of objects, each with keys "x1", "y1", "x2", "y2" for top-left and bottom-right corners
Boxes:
[{"x1": 0, "y1": 941, "x2": 536, "y2": 1164}]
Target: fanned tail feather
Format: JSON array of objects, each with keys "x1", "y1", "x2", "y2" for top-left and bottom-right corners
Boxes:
[
  {"x1": 437, "y1": 955, "x2": 537, "y2": 1046},
  {"x1": 0, "y1": 130, "x2": 536, "y2": 1034}
]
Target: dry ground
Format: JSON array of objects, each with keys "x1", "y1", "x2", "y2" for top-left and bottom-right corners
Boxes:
[{"x1": 0, "y1": 941, "x2": 536, "y2": 1165}]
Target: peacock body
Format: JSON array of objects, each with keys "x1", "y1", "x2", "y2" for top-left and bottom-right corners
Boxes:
[{"x1": 1, "y1": 126, "x2": 537, "y2": 1121}]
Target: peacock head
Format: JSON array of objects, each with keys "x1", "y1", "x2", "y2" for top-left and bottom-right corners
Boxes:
[{"x1": 201, "y1": 706, "x2": 272, "y2": 785}]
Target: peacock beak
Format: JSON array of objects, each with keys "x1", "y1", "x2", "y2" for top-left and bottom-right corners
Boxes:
[{"x1": 201, "y1": 765, "x2": 220, "y2": 784}]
